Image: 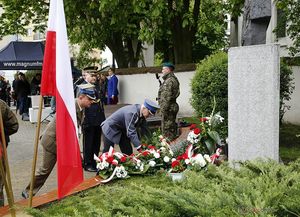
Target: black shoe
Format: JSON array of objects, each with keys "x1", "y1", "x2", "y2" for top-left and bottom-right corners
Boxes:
[
  {"x1": 84, "y1": 166, "x2": 97, "y2": 172},
  {"x1": 21, "y1": 190, "x2": 29, "y2": 199}
]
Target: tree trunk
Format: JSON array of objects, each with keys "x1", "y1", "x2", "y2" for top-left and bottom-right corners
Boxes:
[
  {"x1": 127, "y1": 39, "x2": 142, "y2": 67},
  {"x1": 106, "y1": 32, "x2": 128, "y2": 68},
  {"x1": 172, "y1": 17, "x2": 193, "y2": 64}
]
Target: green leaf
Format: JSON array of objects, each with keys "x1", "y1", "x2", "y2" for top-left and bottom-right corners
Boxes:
[
  {"x1": 208, "y1": 130, "x2": 221, "y2": 145},
  {"x1": 204, "y1": 138, "x2": 215, "y2": 154}
]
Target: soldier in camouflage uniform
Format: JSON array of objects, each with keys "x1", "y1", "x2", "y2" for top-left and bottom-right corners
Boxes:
[{"x1": 157, "y1": 62, "x2": 180, "y2": 140}]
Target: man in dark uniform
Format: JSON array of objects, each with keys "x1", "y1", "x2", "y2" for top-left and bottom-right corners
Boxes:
[
  {"x1": 101, "y1": 99, "x2": 159, "y2": 155},
  {"x1": 79, "y1": 69, "x2": 105, "y2": 172},
  {"x1": 157, "y1": 62, "x2": 180, "y2": 141},
  {"x1": 0, "y1": 99, "x2": 19, "y2": 206},
  {"x1": 21, "y1": 88, "x2": 95, "y2": 199}
]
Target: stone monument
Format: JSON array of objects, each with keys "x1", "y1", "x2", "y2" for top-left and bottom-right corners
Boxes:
[
  {"x1": 242, "y1": 0, "x2": 271, "y2": 45},
  {"x1": 228, "y1": 44, "x2": 280, "y2": 162}
]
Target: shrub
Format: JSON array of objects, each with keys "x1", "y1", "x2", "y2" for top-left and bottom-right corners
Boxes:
[
  {"x1": 27, "y1": 159, "x2": 300, "y2": 216},
  {"x1": 190, "y1": 51, "x2": 228, "y2": 136},
  {"x1": 190, "y1": 52, "x2": 295, "y2": 135},
  {"x1": 280, "y1": 61, "x2": 295, "y2": 124}
]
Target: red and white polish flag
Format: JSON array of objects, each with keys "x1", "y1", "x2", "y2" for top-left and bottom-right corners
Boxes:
[{"x1": 41, "y1": 0, "x2": 83, "y2": 199}]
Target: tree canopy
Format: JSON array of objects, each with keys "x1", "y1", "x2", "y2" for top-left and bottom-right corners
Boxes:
[
  {"x1": 276, "y1": 0, "x2": 300, "y2": 56},
  {"x1": 0, "y1": 0, "x2": 242, "y2": 67}
]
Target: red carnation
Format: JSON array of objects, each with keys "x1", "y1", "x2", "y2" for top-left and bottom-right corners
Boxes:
[
  {"x1": 194, "y1": 128, "x2": 201, "y2": 135},
  {"x1": 171, "y1": 160, "x2": 180, "y2": 168},
  {"x1": 200, "y1": 117, "x2": 208, "y2": 122},
  {"x1": 182, "y1": 153, "x2": 189, "y2": 159},
  {"x1": 106, "y1": 156, "x2": 114, "y2": 164},
  {"x1": 190, "y1": 124, "x2": 197, "y2": 130},
  {"x1": 111, "y1": 160, "x2": 118, "y2": 166},
  {"x1": 142, "y1": 151, "x2": 150, "y2": 156},
  {"x1": 148, "y1": 145, "x2": 156, "y2": 150},
  {"x1": 120, "y1": 156, "x2": 127, "y2": 162}
]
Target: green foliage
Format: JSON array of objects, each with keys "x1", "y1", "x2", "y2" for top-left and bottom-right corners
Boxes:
[
  {"x1": 280, "y1": 61, "x2": 295, "y2": 124},
  {"x1": 275, "y1": 0, "x2": 300, "y2": 55},
  {"x1": 25, "y1": 70, "x2": 42, "y2": 83},
  {"x1": 191, "y1": 52, "x2": 295, "y2": 134},
  {"x1": 73, "y1": 44, "x2": 107, "y2": 70},
  {"x1": 190, "y1": 52, "x2": 228, "y2": 136},
  {"x1": 27, "y1": 160, "x2": 300, "y2": 216}
]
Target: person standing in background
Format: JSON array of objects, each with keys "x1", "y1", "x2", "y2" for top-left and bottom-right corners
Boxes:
[
  {"x1": 30, "y1": 73, "x2": 41, "y2": 95},
  {"x1": 0, "y1": 74, "x2": 7, "y2": 103},
  {"x1": 79, "y1": 69, "x2": 106, "y2": 172},
  {"x1": 157, "y1": 62, "x2": 180, "y2": 141},
  {"x1": 15, "y1": 72, "x2": 30, "y2": 116},
  {"x1": 99, "y1": 72, "x2": 108, "y2": 105},
  {"x1": 107, "y1": 68, "x2": 119, "y2": 105}
]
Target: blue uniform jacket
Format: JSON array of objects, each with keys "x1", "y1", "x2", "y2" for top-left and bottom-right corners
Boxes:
[
  {"x1": 107, "y1": 75, "x2": 119, "y2": 98},
  {"x1": 101, "y1": 104, "x2": 141, "y2": 148}
]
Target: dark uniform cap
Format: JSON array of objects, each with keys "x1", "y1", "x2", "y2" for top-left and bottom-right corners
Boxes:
[
  {"x1": 144, "y1": 99, "x2": 160, "y2": 115},
  {"x1": 79, "y1": 88, "x2": 96, "y2": 100},
  {"x1": 162, "y1": 62, "x2": 175, "y2": 70},
  {"x1": 83, "y1": 66, "x2": 98, "y2": 71}
]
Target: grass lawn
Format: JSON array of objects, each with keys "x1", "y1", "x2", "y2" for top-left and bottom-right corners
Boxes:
[{"x1": 280, "y1": 123, "x2": 300, "y2": 162}]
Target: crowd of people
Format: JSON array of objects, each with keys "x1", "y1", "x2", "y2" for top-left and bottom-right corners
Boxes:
[{"x1": 0, "y1": 62, "x2": 180, "y2": 204}]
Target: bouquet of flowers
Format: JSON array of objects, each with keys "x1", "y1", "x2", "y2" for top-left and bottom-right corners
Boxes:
[
  {"x1": 187, "y1": 109, "x2": 224, "y2": 155},
  {"x1": 94, "y1": 147, "x2": 146, "y2": 183},
  {"x1": 136, "y1": 135, "x2": 174, "y2": 173}
]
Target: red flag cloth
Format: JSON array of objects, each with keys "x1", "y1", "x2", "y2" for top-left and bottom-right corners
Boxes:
[
  {"x1": 41, "y1": 0, "x2": 83, "y2": 198},
  {"x1": 41, "y1": 31, "x2": 56, "y2": 96}
]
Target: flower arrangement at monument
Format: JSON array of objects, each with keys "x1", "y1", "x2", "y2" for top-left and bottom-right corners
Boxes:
[{"x1": 95, "y1": 109, "x2": 225, "y2": 183}]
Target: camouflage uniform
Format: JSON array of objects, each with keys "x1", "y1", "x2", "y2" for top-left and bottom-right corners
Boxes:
[
  {"x1": 0, "y1": 100, "x2": 19, "y2": 206},
  {"x1": 158, "y1": 72, "x2": 180, "y2": 140}
]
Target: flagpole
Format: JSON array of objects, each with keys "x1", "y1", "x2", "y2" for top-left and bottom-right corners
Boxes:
[
  {"x1": 28, "y1": 95, "x2": 44, "y2": 207},
  {"x1": 0, "y1": 157, "x2": 15, "y2": 217},
  {"x1": 0, "y1": 109, "x2": 16, "y2": 217}
]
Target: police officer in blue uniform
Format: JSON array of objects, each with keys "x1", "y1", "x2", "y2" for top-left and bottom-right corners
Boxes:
[
  {"x1": 78, "y1": 70, "x2": 106, "y2": 172},
  {"x1": 101, "y1": 99, "x2": 159, "y2": 155}
]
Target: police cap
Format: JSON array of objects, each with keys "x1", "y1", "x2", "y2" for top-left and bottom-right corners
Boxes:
[{"x1": 144, "y1": 99, "x2": 160, "y2": 115}]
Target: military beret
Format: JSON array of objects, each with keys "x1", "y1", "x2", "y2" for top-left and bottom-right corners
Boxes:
[
  {"x1": 162, "y1": 62, "x2": 175, "y2": 70},
  {"x1": 144, "y1": 99, "x2": 160, "y2": 115}
]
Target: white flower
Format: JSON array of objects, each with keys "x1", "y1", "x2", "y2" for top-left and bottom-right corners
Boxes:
[
  {"x1": 122, "y1": 170, "x2": 128, "y2": 178},
  {"x1": 103, "y1": 161, "x2": 109, "y2": 168},
  {"x1": 169, "y1": 150, "x2": 174, "y2": 156},
  {"x1": 163, "y1": 156, "x2": 170, "y2": 163},
  {"x1": 140, "y1": 164, "x2": 144, "y2": 172},
  {"x1": 97, "y1": 163, "x2": 104, "y2": 170},
  {"x1": 154, "y1": 152, "x2": 160, "y2": 159},
  {"x1": 215, "y1": 114, "x2": 224, "y2": 122},
  {"x1": 185, "y1": 159, "x2": 190, "y2": 165},
  {"x1": 149, "y1": 160, "x2": 156, "y2": 167},
  {"x1": 171, "y1": 158, "x2": 176, "y2": 162},
  {"x1": 160, "y1": 147, "x2": 166, "y2": 151},
  {"x1": 204, "y1": 154, "x2": 212, "y2": 163},
  {"x1": 136, "y1": 159, "x2": 141, "y2": 167},
  {"x1": 112, "y1": 159, "x2": 118, "y2": 165},
  {"x1": 192, "y1": 154, "x2": 206, "y2": 167},
  {"x1": 116, "y1": 172, "x2": 122, "y2": 178}
]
